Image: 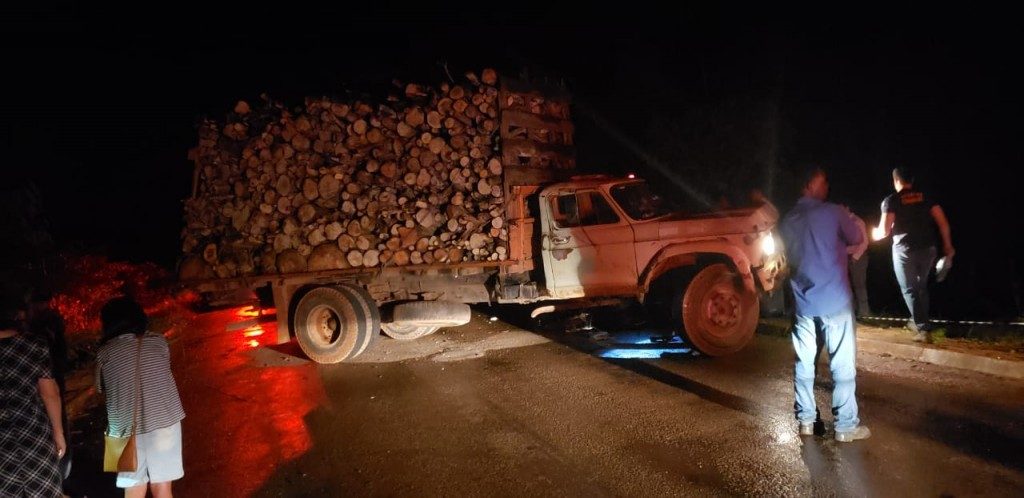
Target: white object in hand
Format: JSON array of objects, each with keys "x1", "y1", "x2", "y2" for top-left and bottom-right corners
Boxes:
[{"x1": 935, "y1": 256, "x2": 952, "y2": 282}]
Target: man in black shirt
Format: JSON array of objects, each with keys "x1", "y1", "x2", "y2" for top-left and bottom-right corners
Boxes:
[{"x1": 872, "y1": 167, "x2": 954, "y2": 341}]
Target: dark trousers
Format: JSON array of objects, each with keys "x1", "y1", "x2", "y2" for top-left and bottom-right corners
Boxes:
[
  {"x1": 848, "y1": 254, "x2": 871, "y2": 317},
  {"x1": 893, "y1": 245, "x2": 936, "y2": 330}
]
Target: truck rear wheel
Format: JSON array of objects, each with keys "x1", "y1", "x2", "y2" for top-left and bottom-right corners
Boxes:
[
  {"x1": 293, "y1": 286, "x2": 369, "y2": 364},
  {"x1": 679, "y1": 263, "x2": 759, "y2": 356},
  {"x1": 333, "y1": 283, "x2": 381, "y2": 357}
]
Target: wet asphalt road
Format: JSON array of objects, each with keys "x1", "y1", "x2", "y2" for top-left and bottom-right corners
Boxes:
[{"x1": 67, "y1": 306, "x2": 1024, "y2": 497}]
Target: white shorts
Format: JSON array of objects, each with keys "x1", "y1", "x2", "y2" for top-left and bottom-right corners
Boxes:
[{"x1": 116, "y1": 422, "x2": 184, "y2": 488}]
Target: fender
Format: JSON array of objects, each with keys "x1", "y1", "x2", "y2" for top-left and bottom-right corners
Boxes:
[{"x1": 638, "y1": 239, "x2": 756, "y2": 301}]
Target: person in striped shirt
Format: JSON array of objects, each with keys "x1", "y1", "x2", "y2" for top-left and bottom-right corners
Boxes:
[{"x1": 96, "y1": 297, "x2": 185, "y2": 498}]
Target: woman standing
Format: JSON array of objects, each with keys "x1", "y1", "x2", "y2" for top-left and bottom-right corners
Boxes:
[
  {"x1": 0, "y1": 296, "x2": 66, "y2": 498},
  {"x1": 96, "y1": 297, "x2": 185, "y2": 498}
]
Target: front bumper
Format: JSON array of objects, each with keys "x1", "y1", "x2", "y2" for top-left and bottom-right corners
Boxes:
[{"x1": 755, "y1": 252, "x2": 787, "y2": 293}]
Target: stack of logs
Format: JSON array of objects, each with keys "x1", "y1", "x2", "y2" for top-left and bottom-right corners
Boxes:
[{"x1": 179, "y1": 68, "x2": 568, "y2": 280}]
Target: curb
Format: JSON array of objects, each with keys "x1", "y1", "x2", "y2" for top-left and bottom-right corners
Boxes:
[
  {"x1": 857, "y1": 337, "x2": 1024, "y2": 380},
  {"x1": 759, "y1": 319, "x2": 1024, "y2": 381}
]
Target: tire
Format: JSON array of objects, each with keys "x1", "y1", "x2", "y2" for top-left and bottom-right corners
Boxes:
[
  {"x1": 678, "y1": 263, "x2": 759, "y2": 356},
  {"x1": 333, "y1": 283, "x2": 381, "y2": 357},
  {"x1": 380, "y1": 323, "x2": 440, "y2": 341},
  {"x1": 392, "y1": 301, "x2": 471, "y2": 327},
  {"x1": 292, "y1": 286, "x2": 367, "y2": 364}
]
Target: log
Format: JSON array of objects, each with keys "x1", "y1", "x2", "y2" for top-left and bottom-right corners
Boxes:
[
  {"x1": 346, "y1": 250, "x2": 364, "y2": 268},
  {"x1": 298, "y1": 204, "x2": 317, "y2": 223},
  {"x1": 276, "y1": 175, "x2": 293, "y2": 195},
  {"x1": 416, "y1": 169, "x2": 432, "y2": 188},
  {"x1": 308, "y1": 244, "x2": 348, "y2": 270},
  {"x1": 363, "y1": 249, "x2": 380, "y2": 267},
  {"x1": 406, "y1": 107, "x2": 425, "y2": 127},
  {"x1": 346, "y1": 220, "x2": 362, "y2": 236},
  {"x1": 481, "y1": 68, "x2": 498, "y2": 85},
  {"x1": 477, "y1": 179, "x2": 491, "y2": 195},
  {"x1": 427, "y1": 111, "x2": 443, "y2": 129},
  {"x1": 428, "y1": 136, "x2": 445, "y2": 155},
  {"x1": 325, "y1": 222, "x2": 344, "y2": 240},
  {"x1": 488, "y1": 158, "x2": 503, "y2": 176},
  {"x1": 276, "y1": 249, "x2": 307, "y2": 273},
  {"x1": 302, "y1": 178, "x2": 319, "y2": 200},
  {"x1": 308, "y1": 227, "x2": 326, "y2": 246},
  {"x1": 337, "y1": 234, "x2": 356, "y2": 252},
  {"x1": 282, "y1": 217, "x2": 300, "y2": 236},
  {"x1": 200, "y1": 243, "x2": 217, "y2": 264},
  {"x1": 397, "y1": 122, "x2": 416, "y2": 138},
  {"x1": 274, "y1": 234, "x2": 292, "y2": 253},
  {"x1": 469, "y1": 233, "x2": 489, "y2": 250}
]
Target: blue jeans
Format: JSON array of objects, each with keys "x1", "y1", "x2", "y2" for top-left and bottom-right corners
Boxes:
[
  {"x1": 892, "y1": 245, "x2": 936, "y2": 330},
  {"x1": 792, "y1": 308, "x2": 859, "y2": 432}
]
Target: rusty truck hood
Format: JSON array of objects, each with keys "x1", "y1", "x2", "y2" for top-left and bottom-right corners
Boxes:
[{"x1": 647, "y1": 204, "x2": 778, "y2": 239}]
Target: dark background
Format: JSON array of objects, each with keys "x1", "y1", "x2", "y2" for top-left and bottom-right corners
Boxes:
[{"x1": 2, "y1": 6, "x2": 1021, "y2": 319}]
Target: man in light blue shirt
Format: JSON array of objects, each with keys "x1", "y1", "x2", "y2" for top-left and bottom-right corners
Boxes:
[{"x1": 780, "y1": 167, "x2": 870, "y2": 442}]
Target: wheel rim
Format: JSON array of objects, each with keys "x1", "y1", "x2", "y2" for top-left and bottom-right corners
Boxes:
[
  {"x1": 681, "y1": 264, "x2": 759, "y2": 356},
  {"x1": 704, "y1": 285, "x2": 741, "y2": 328},
  {"x1": 310, "y1": 305, "x2": 342, "y2": 346}
]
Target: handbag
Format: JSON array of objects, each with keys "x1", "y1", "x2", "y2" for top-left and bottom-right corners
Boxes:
[{"x1": 103, "y1": 336, "x2": 142, "y2": 472}]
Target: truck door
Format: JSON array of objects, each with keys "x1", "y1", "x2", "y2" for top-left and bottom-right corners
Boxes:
[{"x1": 540, "y1": 189, "x2": 637, "y2": 298}]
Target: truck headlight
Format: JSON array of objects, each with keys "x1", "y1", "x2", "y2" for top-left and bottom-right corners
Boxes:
[{"x1": 760, "y1": 233, "x2": 776, "y2": 256}]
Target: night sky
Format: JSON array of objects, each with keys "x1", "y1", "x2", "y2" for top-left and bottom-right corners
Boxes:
[{"x1": 3, "y1": 7, "x2": 1021, "y2": 319}]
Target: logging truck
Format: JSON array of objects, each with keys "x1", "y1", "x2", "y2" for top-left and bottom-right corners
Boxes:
[{"x1": 178, "y1": 71, "x2": 785, "y2": 362}]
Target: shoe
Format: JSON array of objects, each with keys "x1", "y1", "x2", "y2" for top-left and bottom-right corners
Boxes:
[
  {"x1": 906, "y1": 320, "x2": 920, "y2": 332},
  {"x1": 912, "y1": 331, "x2": 930, "y2": 343},
  {"x1": 799, "y1": 422, "x2": 815, "y2": 436},
  {"x1": 835, "y1": 426, "x2": 871, "y2": 442}
]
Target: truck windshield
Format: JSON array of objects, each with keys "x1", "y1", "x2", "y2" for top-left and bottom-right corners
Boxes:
[{"x1": 610, "y1": 182, "x2": 673, "y2": 220}]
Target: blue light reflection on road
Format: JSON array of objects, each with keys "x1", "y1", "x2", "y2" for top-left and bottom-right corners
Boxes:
[{"x1": 593, "y1": 331, "x2": 693, "y2": 359}]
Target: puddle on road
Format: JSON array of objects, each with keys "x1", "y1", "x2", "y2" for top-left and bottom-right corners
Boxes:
[{"x1": 592, "y1": 331, "x2": 696, "y2": 359}]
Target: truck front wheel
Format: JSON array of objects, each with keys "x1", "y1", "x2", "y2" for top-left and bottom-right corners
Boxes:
[{"x1": 679, "y1": 263, "x2": 759, "y2": 356}]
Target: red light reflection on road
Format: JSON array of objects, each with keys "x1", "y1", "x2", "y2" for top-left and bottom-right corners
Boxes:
[
  {"x1": 175, "y1": 306, "x2": 325, "y2": 496},
  {"x1": 236, "y1": 306, "x2": 260, "y2": 317},
  {"x1": 243, "y1": 326, "x2": 265, "y2": 338}
]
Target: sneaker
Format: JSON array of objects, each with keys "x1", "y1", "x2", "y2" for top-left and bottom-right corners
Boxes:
[
  {"x1": 799, "y1": 422, "x2": 815, "y2": 436},
  {"x1": 835, "y1": 426, "x2": 871, "y2": 442},
  {"x1": 906, "y1": 320, "x2": 920, "y2": 332},
  {"x1": 912, "y1": 331, "x2": 930, "y2": 343}
]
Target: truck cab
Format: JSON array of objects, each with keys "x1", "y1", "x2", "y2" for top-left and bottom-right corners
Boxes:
[{"x1": 530, "y1": 175, "x2": 785, "y2": 355}]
